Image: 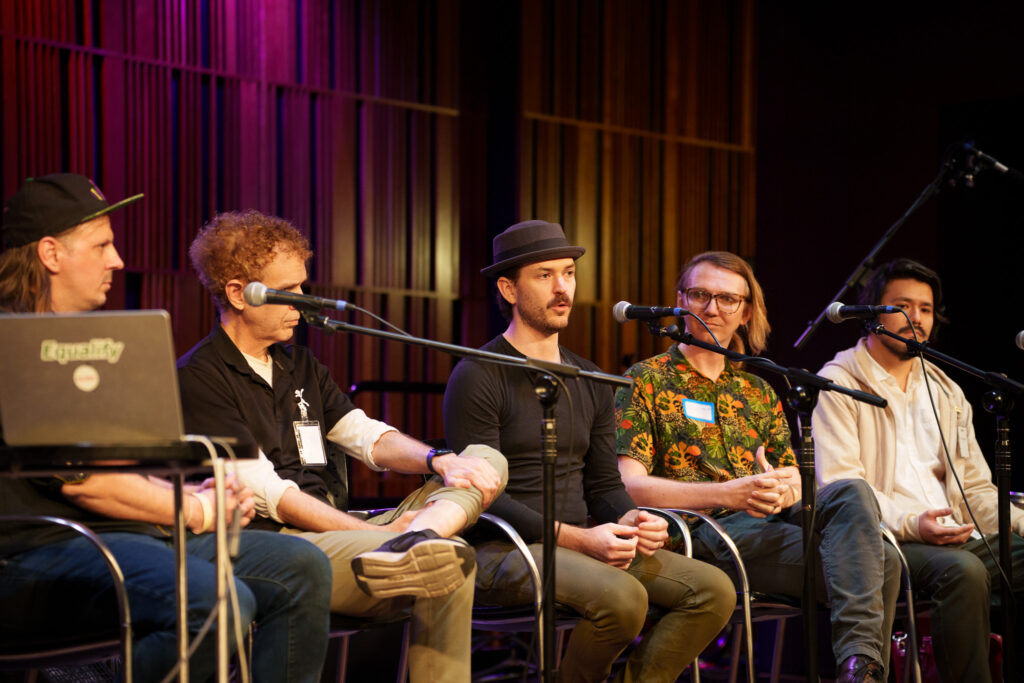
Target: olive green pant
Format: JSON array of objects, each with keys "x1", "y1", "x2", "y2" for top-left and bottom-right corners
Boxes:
[{"x1": 473, "y1": 540, "x2": 736, "y2": 683}]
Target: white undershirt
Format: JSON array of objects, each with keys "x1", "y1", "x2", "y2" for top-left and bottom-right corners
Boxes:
[{"x1": 863, "y1": 352, "x2": 976, "y2": 535}]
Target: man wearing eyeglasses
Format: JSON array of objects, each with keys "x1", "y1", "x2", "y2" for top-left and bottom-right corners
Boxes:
[
  {"x1": 614, "y1": 251, "x2": 900, "y2": 683},
  {"x1": 812, "y1": 258, "x2": 1024, "y2": 683}
]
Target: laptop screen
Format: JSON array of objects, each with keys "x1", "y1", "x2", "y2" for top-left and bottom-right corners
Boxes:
[{"x1": 0, "y1": 310, "x2": 185, "y2": 446}]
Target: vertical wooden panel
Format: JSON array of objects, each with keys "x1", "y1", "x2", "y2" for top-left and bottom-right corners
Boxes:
[{"x1": 519, "y1": 0, "x2": 756, "y2": 371}]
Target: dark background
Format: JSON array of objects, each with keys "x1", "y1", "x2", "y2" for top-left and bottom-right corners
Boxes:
[{"x1": 755, "y1": 2, "x2": 1024, "y2": 487}]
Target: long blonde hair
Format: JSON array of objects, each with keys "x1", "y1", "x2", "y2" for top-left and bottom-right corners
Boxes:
[
  {"x1": 676, "y1": 251, "x2": 770, "y2": 355},
  {"x1": 0, "y1": 241, "x2": 52, "y2": 312}
]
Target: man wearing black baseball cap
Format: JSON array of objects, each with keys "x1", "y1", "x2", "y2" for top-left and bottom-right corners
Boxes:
[
  {"x1": 0, "y1": 173, "x2": 141, "y2": 312},
  {"x1": 0, "y1": 174, "x2": 334, "y2": 681}
]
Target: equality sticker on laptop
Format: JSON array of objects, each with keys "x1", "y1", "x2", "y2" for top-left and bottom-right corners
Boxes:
[
  {"x1": 40, "y1": 338, "x2": 125, "y2": 364},
  {"x1": 682, "y1": 398, "x2": 715, "y2": 424}
]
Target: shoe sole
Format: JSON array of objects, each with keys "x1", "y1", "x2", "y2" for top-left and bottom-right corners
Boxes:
[{"x1": 352, "y1": 538, "x2": 475, "y2": 599}]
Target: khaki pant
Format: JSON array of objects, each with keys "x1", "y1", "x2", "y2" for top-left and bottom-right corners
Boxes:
[{"x1": 283, "y1": 446, "x2": 507, "y2": 682}]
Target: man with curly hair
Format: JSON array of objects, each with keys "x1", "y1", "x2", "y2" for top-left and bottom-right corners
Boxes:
[
  {"x1": 178, "y1": 209, "x2": 507, "y2": 682},
  {"x1": 615, "y1": 251, "x2": 901, "y2": 683},
  {"x1": 0, "y1": 174, "x2": 333, "y2": 682}
]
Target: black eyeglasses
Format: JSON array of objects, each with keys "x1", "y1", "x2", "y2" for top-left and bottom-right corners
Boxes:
[{"x1": 683, "y1": 288, "x2": 747, "y2": 314}]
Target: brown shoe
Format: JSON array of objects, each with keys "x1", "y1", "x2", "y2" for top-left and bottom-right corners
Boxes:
[{"x1": 836, "y1": 654, "x2": 885, "y2": 683}]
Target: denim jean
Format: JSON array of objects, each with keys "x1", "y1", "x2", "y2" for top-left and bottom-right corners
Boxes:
[
  {"x1": 691, "y1": 478, "x2": 901, "y2": 668},
  {"x1": 0, "y1": 530, "x2": 332, "y2": 682}
]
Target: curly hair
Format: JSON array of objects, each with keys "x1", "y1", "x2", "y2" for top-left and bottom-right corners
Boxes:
[
  {"x1": 675, "y1": 251, "x2": 770, "y2": 355},
  {"x1": 189, "y1": 210, "x2": 312, "y2": 312}
]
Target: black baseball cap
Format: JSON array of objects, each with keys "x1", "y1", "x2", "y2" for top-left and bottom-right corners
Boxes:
[{"x1": 2, "y1": 173, "x2": 143, "y2": 248}]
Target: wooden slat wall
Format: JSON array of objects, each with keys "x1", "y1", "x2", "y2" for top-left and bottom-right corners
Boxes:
[
  {"x1": 518, "y1": 0, "x2": 757, "y2": 374},
  {"x1": 1, "y1": 0, "x2": 754, "y2": 497},
  {"x1": 0, "y1": 0, "x2": 460, "y2": 499}
]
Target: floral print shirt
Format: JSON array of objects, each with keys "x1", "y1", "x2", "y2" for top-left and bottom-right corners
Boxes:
[{"x1": 615, "y1": 344, "x2": 796, "y2": 516}]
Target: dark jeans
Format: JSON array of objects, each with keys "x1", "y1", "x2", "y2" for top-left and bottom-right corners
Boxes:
[
  {"x1": 691, "y1": 478, "x2": 901, "y2": 668},
  {"x1": 0, "y1": 530, "x2": 332, "y2": 682},
  {"x1": 901, "y1": 532, "x2": 1024, "y2": 683}
]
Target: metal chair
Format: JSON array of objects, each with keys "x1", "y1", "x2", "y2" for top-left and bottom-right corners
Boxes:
[
  {"x1": 0, "y1": 516, "x2": 132, "y2": 682},
  {"x1": 666, "y1": 508, "x2": 803, "y2": 683},
  {"x1": 472, "y1": 508, "x2": 702, "y2": 680},
  {"x1": 879, "y1": 525, "x2": 923, "y2": 683}
]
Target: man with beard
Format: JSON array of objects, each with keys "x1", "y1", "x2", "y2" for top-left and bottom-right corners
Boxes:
[
  {"x1": 615, "y1": 250, "x2": 900, "y2": 683},
  {"x1": 443, "y1": 221, "x2": 735, "y2": 683},
  {"x1": 813, "y1": 257, "x2": 1024, "y2": 683}
]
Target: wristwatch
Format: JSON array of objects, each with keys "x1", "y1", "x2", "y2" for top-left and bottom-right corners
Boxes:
[{"x1": 425, "y1": 448, "x2": 455, "y2": 475}]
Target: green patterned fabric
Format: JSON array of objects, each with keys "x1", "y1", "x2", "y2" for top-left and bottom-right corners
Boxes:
[{"x1": 615, "y1": 344, "x2": 795, "y2": 515}]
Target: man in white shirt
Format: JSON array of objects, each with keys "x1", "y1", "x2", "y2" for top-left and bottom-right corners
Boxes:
[
  {"x1": 178, "y1": 209, "x2": 507, "y2": 682},
  {"x1": 813, "y1": 257, "x2": 1024, "y2": 683}
]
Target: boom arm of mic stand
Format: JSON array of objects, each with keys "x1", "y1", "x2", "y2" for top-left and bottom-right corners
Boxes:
[
  {"x1": 303, "y1": 310, "x2": 630, "y2": 683},
  {"x1": 794, "y1": 161, "x2": 953, "y2": 351},
  {"x1": 663, "y1": 326, "x2": 887, "y2": 408},
  {"x1": 867, "y1": 324, "x2": 1024, "y2": 396},
  {"x1": 301, "y1": 312, "x2": 632, "y2": 389}
]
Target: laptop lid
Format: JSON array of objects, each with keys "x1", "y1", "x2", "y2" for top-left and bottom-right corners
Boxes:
[{"x1": 0, "y1": 310, "x2": 185, "y2": 446}]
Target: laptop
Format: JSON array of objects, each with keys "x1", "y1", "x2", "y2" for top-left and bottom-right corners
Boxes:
[{"x1": 0, "y1": 310, "x2": 185, "y2": 446}]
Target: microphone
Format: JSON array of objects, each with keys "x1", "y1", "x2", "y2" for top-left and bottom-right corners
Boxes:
[
  {"x1": 243, "y1": 282, "x2": 349, "y2": 311},
  {"x1": 1016, "y1": 330, "x2": 1024, "y2": 351},
  {"x1": 613, "y1": 301, "x2": 689, "y2": 323},
  {"x1": 963, "y1": 143, "x2": 1024, "y2": 182},
  {"x1": 825, "y1": 302, "x2": 901, "y2": 324}
]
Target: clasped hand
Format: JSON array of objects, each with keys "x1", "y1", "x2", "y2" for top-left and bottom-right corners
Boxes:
[{"x1": 735, "y1": 446, "x2": 800, "y2": 518}]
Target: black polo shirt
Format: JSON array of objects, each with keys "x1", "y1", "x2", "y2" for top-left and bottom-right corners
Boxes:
[{"x1": 177, "y1": 325, "x2": 356, "y2": 529}]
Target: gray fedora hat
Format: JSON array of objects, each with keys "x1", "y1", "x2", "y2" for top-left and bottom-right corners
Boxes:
[{"x1": 480, "y1": 220, "x2": 585, "y2": 277}]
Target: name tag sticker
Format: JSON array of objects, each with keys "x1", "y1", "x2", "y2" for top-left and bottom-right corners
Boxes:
[
  {"x1": 294, "y1": 420, "x2": 327, "y2": 467},
  {"x1": 683, "y1": 399, "x2": 715, "y2": 424}
]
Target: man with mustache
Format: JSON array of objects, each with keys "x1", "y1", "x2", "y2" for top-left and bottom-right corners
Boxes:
[
  {"x1": 813, "y1": 258, "x2": 1024, "y2": 683},
  {"x1": 443, "y1": 221, "x2": 735, "y2": 682}
]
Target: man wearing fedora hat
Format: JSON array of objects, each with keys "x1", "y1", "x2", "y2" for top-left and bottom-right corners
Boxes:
[
  {"x1": 0, "y1": 174, "x2": 334, "y2": 682},
  {"x1": 443, "y1": 220, "x2": 736, "y2": 682}
]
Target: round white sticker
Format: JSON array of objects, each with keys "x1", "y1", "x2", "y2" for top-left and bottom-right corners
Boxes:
[{"x1": 72, "y1": 364, "x2": 100, "y2": 392}]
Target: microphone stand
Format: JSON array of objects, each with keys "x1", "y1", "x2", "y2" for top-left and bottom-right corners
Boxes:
[
  {"x1": 794, "y1": 144, "x2": 978, "y2": 351},
  {"x1": 649, "y1": 322, "x2": 886, "y2": 681},
  {"x1": 868, "y1": 324, "x2": 1023, "y2": 682},
  {"x1": 300, "y1": 311, "x2": 631, "y2": 683}
]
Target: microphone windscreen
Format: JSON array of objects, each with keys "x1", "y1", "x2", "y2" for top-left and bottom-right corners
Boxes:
[
  {"x1": 825, "y1": 301, "x2": 845, "y2": 324},
  {"x1": 243, "y1": 282, "x2": 268, "y2": 306},
  {"x1": 612, "y1": 301, "x2": 631, "y2": 324}
]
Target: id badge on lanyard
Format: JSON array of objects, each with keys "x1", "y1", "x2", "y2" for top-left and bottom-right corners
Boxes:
[{"x1": 292, "y1": 389, "x2": 326, "y2": 467}]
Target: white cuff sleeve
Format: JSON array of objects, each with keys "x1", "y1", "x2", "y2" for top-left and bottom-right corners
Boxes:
[
  {"x1": 327, "y1": 408, "x2": 397, "y2": 471},
  {"x1": 232, "y1": 450, "x2": 299, "y2": 523}
]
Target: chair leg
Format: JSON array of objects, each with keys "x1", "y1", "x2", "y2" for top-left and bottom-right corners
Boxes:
[
  {"x1": 691, "y1": 656, "x2": 701, "y2": 683},
  {"x1": 770, "y1": 619, "x2": 787, "y2": 683},
  {"x1": 395, "y1": 622, "x2": 410, "y2": 683},
  {"x1": 336, "y1": 634, "x2": 350, "y2": 682},
  {"x1": 729, "y1": 623, "x2": 743, "y2": 683}
]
